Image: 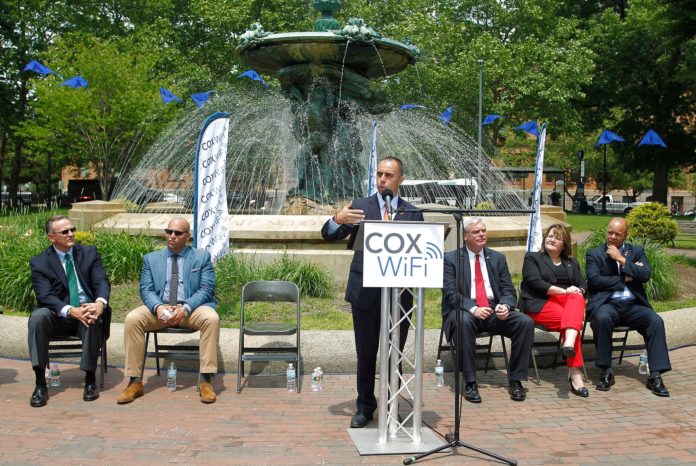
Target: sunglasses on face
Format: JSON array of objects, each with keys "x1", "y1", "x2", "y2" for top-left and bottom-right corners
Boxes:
[
  {"x1": 52, "y1": 227, "x2": 76, "y2": 235},
  {"x1": 164, "y1": 229, "x2": 188, "y2": 237}
]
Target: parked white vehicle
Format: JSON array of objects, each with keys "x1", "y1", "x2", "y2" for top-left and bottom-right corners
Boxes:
[{"x1": 586, "y1": 194, "x2": 646, "y2": 215}]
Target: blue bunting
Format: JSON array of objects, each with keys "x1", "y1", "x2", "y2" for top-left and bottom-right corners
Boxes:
[
  {"x1": 515, "y1": 121, "x2": 539, "y2": 138},
  {"x1": 160, "y1": 87, "x2": 184, "y2": 104},
  {"x1": 638, "y1": 129, "x2": 667, "y2": 148},
  {"x1": 191, "y1": 91, "x2": 214, "y2": 109},
  {"x1": 438, "y1": 106, "x2": 454, "y2": 125},
  {"x1": 61, "y1": 76, "x2": 88, "y2": 89},
  {"x1": 238, "y1": 69, "x2": 268, "y2": 89},
  {"x1": 595, "y1": 129, "x2": 624, "y2": 147},
  {"x1": 482, "y1": 114, "x2": 503, "y2": 125}
]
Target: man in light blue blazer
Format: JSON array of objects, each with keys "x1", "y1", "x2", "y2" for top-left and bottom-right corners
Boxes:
[{"x1": 117, "y1": 217, "x2": 220, "y2": 404}]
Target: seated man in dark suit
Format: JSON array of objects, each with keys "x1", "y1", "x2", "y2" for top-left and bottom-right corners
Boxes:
[
  {"x1": 28, "y1": 215, "x2": 111, "y2": 407},
  {"x1": 586, "y1": 217, "x2": 671, "y2": 396},
  {"x1": 321, "y1": 156, "x2": 424, "y2": 428},
  {"x1": 442, "y1": 217, "x2": 534, "y2": 403}
]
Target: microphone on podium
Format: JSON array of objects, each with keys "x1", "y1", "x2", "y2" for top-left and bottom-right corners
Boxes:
[{"x1": 382, "y1": 188, "x2": 394, "y2": 216}]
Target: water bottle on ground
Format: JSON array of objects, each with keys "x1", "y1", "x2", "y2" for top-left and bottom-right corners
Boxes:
[
  {"x1": 286, "y1": 363, "x2": 296, "y2": 392},
  {"x1": 167, "y1": 362, "x2": 177, "y2": 391},
  {"x1": 50, "y1": 363, "x2": 61, "y2": 387},
  {"x1": 435, "y1": 359, "x2": 444, "y2": 387},
  {"x1": 311, "y1": 368, "x2": 320, "y2": 392},
  {"x1": 638, "y1": 352, "x2": 649, "y2": 375},
  {"x1": 317, "y1": 367, "x2": 324, "y2": 390}
]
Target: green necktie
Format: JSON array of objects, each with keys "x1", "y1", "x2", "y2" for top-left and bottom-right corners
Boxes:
[{"x1": 64, "y1": 254, "x2": 80, "y2": 307}]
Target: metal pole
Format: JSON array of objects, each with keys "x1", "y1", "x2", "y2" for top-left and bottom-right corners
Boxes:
[
  {"x1": 377, "y1": 287, "x2": 391, "y2": 445},
  {"x1": 412, "y1": 287, "x2": 426, "y2": 444},
  {"x1": 477, "y1": 59, "x2": 483, "y2": 205},
  {"x1": 388, "y1": 288, "x2": 400, "y2": 439},
  {"x1": 602, "y1": 144, "x2": 607, "y2": 215}
]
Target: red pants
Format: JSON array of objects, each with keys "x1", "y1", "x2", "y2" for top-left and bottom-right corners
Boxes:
[{"x1": 529, "y1": 294, "x2": 585, "y2": 367}]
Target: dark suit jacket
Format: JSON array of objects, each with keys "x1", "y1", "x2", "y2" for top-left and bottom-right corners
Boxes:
[
  {"x1": 29, "y1": 243, "x2": 112, "y2": 338},
  {"x1": 321, "y1": 194, "x2": 424, "y2": 309},
  {"x1": 441, "y1": 246, "x2": 517, "y2": 338},
  {"x1": 518, "y1": 251, "x2": 586, "y2": 313},
  {"x1": 585, "y1": 242, "x2": 652, "y2": 315}
]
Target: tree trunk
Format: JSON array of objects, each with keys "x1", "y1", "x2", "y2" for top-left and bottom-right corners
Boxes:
[
  {"x1": 0, "y1": 131, "x2": 6, "y2": 207},
  {"x1": 652, "y1": 160, "x2": 669, "y2": 205}
]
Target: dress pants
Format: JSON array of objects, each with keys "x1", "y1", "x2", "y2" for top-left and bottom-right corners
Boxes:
[
  {"x1": 529, "y1": 294, "x2": 585, "y2": 367},
  {"x1": 123, "y1": 305, "x2": 220, "y2": 377},
  {"x1": 351, "y1": 301, "x2": 409, "y2": 416},
  {"x1": 453, "y1": 310, "x2": 534, "y2": 383},
  {"x1": 28, "y1": 307, "x2": 103, "y2": 372},
  {"x1": 590, "y1": 300, "x2": 671, "y2": 373}
]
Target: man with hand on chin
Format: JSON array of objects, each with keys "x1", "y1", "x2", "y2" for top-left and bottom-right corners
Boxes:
[
  {"x1": 586, "y1": 217, "x2": 671, "y2": 396},
  {"x1": 117, "y1": 217, "x2": 220, "y2": 405},
  {"x1": 28, "y1": 215, "x2": 111, "y2": 407},
  {"x1": 442, "y1": 217, "x2": 534, "y2": 403}
]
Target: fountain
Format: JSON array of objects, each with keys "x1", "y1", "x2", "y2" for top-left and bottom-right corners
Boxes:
[{"x1": 81, "y1": 0, "x2": 548, "y2": 283}]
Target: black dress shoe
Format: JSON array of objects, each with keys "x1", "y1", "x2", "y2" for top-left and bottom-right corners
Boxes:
[
  {"x1": 350, "y1": 412, "x2": 373, "y2": 428},
  {"x1": 30, "y1": 385, "x2": 48, "y2": 407},
  {"x1": 595, "y1": 370, "x2": 615, "y2": 391},
  {"x1": 83, "y1": 383, "x2": 99, "y2": 402},
  {"x1": 509, "y1": 381, "x2": 526, "y2": 401},
  {"x1": 561, "y1": 346, "x2": 576, "y2": 359},
  {"x1": 569, "y1": 379, "x2": 589, "y2": 398},
  {"x1": 464, "y1": 382, "x2": 482, "y2": 403},
  {"x1": 646, "y1": 376, "x2": 670, "y2": 397}
]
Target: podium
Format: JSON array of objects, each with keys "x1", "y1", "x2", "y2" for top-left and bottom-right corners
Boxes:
[{"x1": 347, "y1": 220, "x2": 449, "y2": 455}]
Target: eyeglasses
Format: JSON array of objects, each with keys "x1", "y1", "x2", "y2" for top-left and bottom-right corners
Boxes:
[
  {"x1": 164, "y1": 229, "x2": 188, "y2": 237},
  {"x1": 52, "y1": 227, "x2": 76, "y2": 235}
]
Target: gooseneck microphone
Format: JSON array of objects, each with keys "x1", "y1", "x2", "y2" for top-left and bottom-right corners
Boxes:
[{"x1": 381, "y1": 188, "x2": 394, "y2": 215}]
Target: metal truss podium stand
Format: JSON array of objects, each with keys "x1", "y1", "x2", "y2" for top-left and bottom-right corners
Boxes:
[{"x1": 348, "y1": 221, "x2": 448, "y2": 455}]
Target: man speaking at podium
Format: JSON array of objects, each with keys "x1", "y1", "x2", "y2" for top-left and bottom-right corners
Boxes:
[{"x1": 321, "y1": 157, "x2": 424, "y2": 428}]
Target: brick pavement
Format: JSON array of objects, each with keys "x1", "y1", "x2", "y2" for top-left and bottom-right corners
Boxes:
[{"x1": 1, "y1": 347, "x2": 696, "y2": 465}]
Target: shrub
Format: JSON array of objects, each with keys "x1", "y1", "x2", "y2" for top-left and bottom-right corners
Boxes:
[
  {"x1": 475, "y1": 200, "x2": 495, "y2": 210},
  {"x1": 626, "y1": 202, "x2": 678, "y2": 245},
  {"x1": 95, "y1": 232, "x2": 160, "y2": 284},
  {"x1": 577, "y1": 230, "x2": 677, "y2": 301}
]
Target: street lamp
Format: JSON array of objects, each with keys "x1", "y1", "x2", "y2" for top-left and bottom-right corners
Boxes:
[
  {"x1": 594, "y1": 129, "x2": 624, "y2": 215},
  {"x1": 477, "y1": 59, "x2": 483, "y2": 205}
]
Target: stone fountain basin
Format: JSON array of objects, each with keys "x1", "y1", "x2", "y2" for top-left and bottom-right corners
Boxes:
[{"x1": 239, "y1": 32, "x2": 417, "y2": 78}]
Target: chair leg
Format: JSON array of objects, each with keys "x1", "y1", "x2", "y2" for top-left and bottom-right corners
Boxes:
[
  {"x1": 437, "y1": 327, "x2": 445, "y2": 362},
  {"x1": 500, "y1": 336, "x2": 510, "y2": 380},
  {"x1": 154, "y1": 332, "x2": 161, "y2": 376},
  {"x1": 141, "y1": 332, "x2": 150, "y2": 380},
  {"x1": 531, "y1": 347, "x2": 541, "y2": 386},
  {"x1": 617, "y1": 330, "x2": 630, "y2": 365},
  {"x1": 99, "y1": 339, "x2": 106, "y2": 389},
  {"x1": 483, "y1": 335, "x2": 494, "y2": 373}
]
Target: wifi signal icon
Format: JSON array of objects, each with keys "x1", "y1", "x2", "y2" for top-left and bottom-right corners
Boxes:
[{"x1": 425, "y1": 242, "x2": 443, "y2": 259}]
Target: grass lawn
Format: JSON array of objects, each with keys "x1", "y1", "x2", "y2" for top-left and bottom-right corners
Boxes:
[{"x1": 565, "y1": 213, "x2": 615, "y2": 232}]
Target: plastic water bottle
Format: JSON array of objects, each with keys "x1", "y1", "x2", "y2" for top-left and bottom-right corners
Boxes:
[
  {"x1": 286, "y1": 363, "x2": 296, "y2": 392},
  {"x1": 311, "y1": 368, "x2": 320, "y2": 392},
  {"x1": 317, "y1": 367, "x2": 324, "y2": 390},
  {"x1": 638, "y1": 352, "x2": 649, "y2": 375},
  {"x1": 167, "y1": 362, "x2": 177, "y2": 391},
  {"x1": 50, "y1": 363, "x2": 61, "y2": 387},
  {"x1": 434, "y1": 359, "x2": 444, "y2": 387}
]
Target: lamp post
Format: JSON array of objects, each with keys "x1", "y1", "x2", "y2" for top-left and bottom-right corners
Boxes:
[
  {"x1": 594, "y1": 129, "x2": 625, "y2": 215},
  {"x1": 477, "y1": 59, "x2": 483, "y2": 205}
]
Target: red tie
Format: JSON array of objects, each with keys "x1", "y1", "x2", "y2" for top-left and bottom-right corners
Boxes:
[{"x1": 475, "y1": 254, "x2": 489, "y2": 307}]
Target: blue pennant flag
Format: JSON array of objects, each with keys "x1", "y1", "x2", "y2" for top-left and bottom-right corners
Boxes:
[
  {"x1": 482, "y1": 114, "x2": 503, "y2": 125},
  {"x1": 160, "y1": 87, "x2": 183, "y2": 104},
  {"x1": 23, "y1": 60, "x2": 55, "y2": 75},
  {"x1": 638, "y1": 129, "x2": 667, "y2": 148},
  {"x1": 438, "y1": 106, "x2": 454, "y2": 125},
  {"x1": 515, "y1": 121, "x2": 539, "y2": 138},
  {"x1": 191, "y1": 91, "x2": 214, "y2": 109},
  {"x1": 238, "y1": 69, "x2": 268, "y2": 89},
  {"x1": 595, "y1": 129, "x2": 624, "y2": 147},
  {"x1": 399, "y1": 104, "x2": 426, "y2": 110},
  {"x1": 61, "y1": 76, "x2": 88, "y2": 89}
]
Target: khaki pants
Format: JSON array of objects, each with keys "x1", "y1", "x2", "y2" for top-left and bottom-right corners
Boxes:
[{"x1": 124, "y1": 305, "x2": 220, "y2": 377}]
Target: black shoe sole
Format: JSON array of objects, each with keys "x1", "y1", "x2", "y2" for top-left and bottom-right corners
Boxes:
[{"x1": 464, "y1": 396, "x2": 482, "y2": 403}]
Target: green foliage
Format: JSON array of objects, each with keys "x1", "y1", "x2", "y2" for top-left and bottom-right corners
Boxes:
[
  {"x1": 475, "y1": 200, "x2": 496, "y2": 210},
  {"x1": 627, "y1": 202, "x2": 678, "y2": 245},
  {"x1": 577, "y1": 229, "x2": 677, "y2": 301},
  {"x1": 95, "y1": 232, "x2": 160, "y2": 285}
]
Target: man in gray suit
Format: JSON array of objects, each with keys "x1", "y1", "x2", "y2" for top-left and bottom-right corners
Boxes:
[{"x1": 116, "y1": 217, "x2": 220, "y2": 404}]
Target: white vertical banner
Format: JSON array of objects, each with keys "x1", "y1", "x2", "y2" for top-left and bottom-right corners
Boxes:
[
  {"x1": 193, "y1": 112, "x2": 230, "y2": 262},
  {"x1": 527, "y1": 123, "x2": 547, "y2": 252},
  {"x1": 367, "y1": 120, "x2": 378, "y2": 196}
]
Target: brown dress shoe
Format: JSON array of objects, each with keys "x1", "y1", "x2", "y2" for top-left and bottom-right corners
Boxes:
[
  {"x1": 199, "y1": 381, "x2": 216, "y2": 404},
  {"x1": 116, "y1": 381, "x2": 144, "y2": 404}
]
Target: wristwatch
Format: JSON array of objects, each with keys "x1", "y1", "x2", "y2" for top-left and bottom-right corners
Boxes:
[{"x1": 183, "y1": 307, "x2": 191, "y2": 318}]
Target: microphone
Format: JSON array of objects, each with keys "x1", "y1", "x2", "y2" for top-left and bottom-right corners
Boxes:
[{"x1": 382, "y1": 188, "x2": 394, "y2": 215}]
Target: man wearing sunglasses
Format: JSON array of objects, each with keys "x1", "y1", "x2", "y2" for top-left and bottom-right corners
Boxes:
[
  {"x1": 117, "y1": 217, "x2": 220, "y2": 404},
  {"x1": 28, "y1": 215, "x2": 111, "y2": 407}
]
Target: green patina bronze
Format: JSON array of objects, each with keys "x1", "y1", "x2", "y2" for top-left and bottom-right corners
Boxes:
[{"x1": 237, "y1": 0, "x2": 418, "y2": 202}]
